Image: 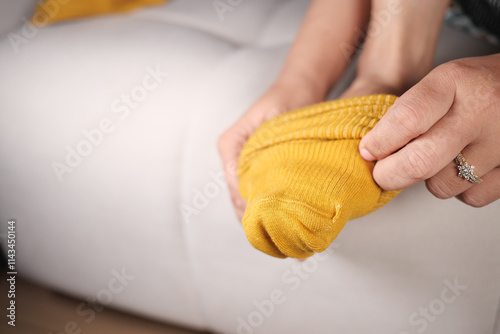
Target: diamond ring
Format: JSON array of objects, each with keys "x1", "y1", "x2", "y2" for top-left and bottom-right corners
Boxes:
[{"x1": 455, "y1": 153, "x2": 482, "y2": 184}]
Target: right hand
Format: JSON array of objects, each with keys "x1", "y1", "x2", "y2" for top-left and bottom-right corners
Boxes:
[{"x1": 217, "y1": 81, "x2": 324, "y2": 219}]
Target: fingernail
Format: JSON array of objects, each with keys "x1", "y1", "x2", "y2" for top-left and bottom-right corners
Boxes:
[{"x1": 360, "y1": 148, "x2": 376, "y2": 161}]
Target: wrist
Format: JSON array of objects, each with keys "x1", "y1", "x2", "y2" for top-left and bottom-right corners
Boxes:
[{"x1": 272, "y1": 71, "x2": 329, "y2": 106}]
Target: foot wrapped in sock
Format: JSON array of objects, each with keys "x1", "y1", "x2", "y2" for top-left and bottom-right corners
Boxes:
[{"x1": 238, "y1": 94, "x2": 401, "y2": 259}]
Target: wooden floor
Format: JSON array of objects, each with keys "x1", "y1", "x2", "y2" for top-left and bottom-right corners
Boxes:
[{"x1": 0, "y1": 276, "x2": 208, "y2": 334}]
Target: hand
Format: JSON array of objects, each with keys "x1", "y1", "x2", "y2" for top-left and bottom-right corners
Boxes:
[
  {"x1": 359, "y1": 54, "x2": 500, "y2": 207},
  {"x1": 218, "y1": 0, "x2": 371, "y2": 219},
  {"x1": 217, "y1": 81, "x2": 323, "y2": 219}
]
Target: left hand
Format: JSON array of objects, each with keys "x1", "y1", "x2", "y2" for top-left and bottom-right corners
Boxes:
[{"x1": 359, "y1": 54, "x2": 500, "y2": 207}]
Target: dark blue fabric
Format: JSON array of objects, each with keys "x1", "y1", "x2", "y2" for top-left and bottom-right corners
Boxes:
[{"x1": 457, "y1": 0, "x2": 500, "y2": 37}]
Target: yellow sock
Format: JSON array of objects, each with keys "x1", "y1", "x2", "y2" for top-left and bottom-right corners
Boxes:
[
  {"x1": 238, "y1": 94, "x2": 401, "y2": 259},
  {"x1": 32, "y1": 0, "x2": 167, "y2": 25}
]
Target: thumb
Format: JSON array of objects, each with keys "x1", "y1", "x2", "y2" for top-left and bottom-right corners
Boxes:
[{"x1": 359, "y1": 63, "x2": 459, "y2": 189}]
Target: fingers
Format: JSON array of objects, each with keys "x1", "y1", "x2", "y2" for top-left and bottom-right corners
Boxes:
[
  {"x1": 371, "y1": 102, "x2": 474, "y2": 190},
  {"x1": 357, "y1": 55, "x2": 500, "y2": 206},
  {"x1": 217, "y1": 127, "x2": 248, "y2": 220},
  {"x1": 359, "y1": 65, "x2": 456, "y2": 162},
  {"x1": 426, "y1": 141, "x2": 500, "y2": 200},
  {"x1": 217, "y1": 83, "x2": 320, "y2": 221},
  {"x1": 217, "y1": 107, "x2": 281, "y2": 219},
  {"x1": 457, "y1": 168, "x2": 500, "y2": 207}
]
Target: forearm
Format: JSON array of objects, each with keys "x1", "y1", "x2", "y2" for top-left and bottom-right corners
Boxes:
[
  {"x1": 273, "y1": 0, "x2": 371, "y2": 100},
  {"x1": 358, "y1": 0, "x2": 450, "y2": 91}
]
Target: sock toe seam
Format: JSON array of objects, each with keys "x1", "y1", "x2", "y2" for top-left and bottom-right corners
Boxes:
[{"x1": 249, "y1": 195, "x2": 339, "y2": 231}]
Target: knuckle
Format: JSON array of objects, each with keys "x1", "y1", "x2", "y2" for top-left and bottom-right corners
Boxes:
[
  {"x1": 460, "y1": 192, "x2": 487, "y2": 208},
  {"x1": 425, "y1": 178, "x2": 456, "y2": 199},
  {"x1": 437, "y1": 60, "x2": 471, "y2": 81},
  {"x1": 372, "y1": 169, "x2": 395, "y2": 191},
  {"x1": 391, "y1": 101, "x2": 427, "y2": 136},
  {"x1": 400, "y1": 148, "x2": 436, "y2": 181}
]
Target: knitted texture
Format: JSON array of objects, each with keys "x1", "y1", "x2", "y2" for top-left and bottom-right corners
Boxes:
[
  {"x1": 32, "y1": 0, "x2": 167, "y2": 25},
  {"x1": 238, "y1": 95, "x2": 401, "y2": 259}
]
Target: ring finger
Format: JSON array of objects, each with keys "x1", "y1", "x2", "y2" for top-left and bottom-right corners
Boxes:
[
  {"x1": 426, "y1": 142, "x2": 500, "y2": 200},
  {"x1": 456, "y1": 167, "x2": 500, "y2": 207}
]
